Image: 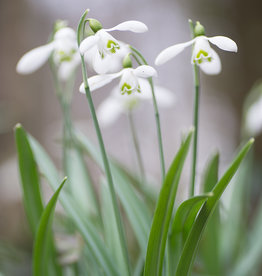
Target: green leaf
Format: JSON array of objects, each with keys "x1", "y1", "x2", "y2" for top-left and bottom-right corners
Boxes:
[
  {"x1": 28, "y1": 133, "x2": 119, "y2": 276},
  {"x1": 144, "y1": 129, "x2": 194, "y2": 276},
  {"x1": 33, "y1": 177, "x2": 66, "y2": 276},
  {"x1": 168, "y1": 194, "x2": 211, "y2": 274},
  {"x1": 101, "y1": 179, "x2": 127, "y2": 275},
  {"x1": 14, "y1": 124, "x2": 44, "y2": 235},
  {"x1": 199, "y1": 153, "x2": 221, "y2": 275},
  {"x1": 75, "y1": 130, "x2": 152, "y2": 255},
  {"x1": 65, "y1": 145, "x2": 100, "y2": 220},
  {"x1": 175, "y1": 138, "x2": 254, "y2": 276}
]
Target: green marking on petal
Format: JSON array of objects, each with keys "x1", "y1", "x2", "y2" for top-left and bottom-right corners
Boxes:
[
  {"x1": 107, "y1": 40, "x2": 120, "y2": 54},
  {"x1": 121, "y1": 83, "x2": 132, "y2": 95},
  {"x1": 196, "y1": 49, "x2": 209, "y2": 59}
]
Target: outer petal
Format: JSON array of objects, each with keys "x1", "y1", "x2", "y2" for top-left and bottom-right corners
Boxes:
[
  {"x1": 16, "y1": 43, "x2": 55, "y2": 74},
  {"x1": 79, "y1": 35, "x2": 99, "y2": 54},
  {"x1": 105, "y1": 21, "x2": 148, "y2": 33},
  {"x1": 155, "y1": 39, "x2": 195, "y2": 66},
  {"x1": 208, "y1": 36, "x2": 238, "y2": 52},
  {"x1": 134, "y1": 65, "x2": 157, "y2": 78},
  {"x1": 198, "y1": 49, "x2": 221, "y2": 75},
  {"x1": 136, "y1": 78, "x2": 175, "y2": 107},
  {"x1": 54, "y1": 27, "x2": 76, "y2": 41},
  {"x1": 97, "y1": 97, "x2": 124, "y2": 127},
  {"x1": 79, "y1": 72, "x2": 122, "y2": 93}
]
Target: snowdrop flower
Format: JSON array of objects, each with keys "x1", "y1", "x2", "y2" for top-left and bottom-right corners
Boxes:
[
  {"x1": 79, "y1": 65, "x2": 157, "y2": 96},
  {"x1": 155, "y1": 22, "x2": 237, "y2": 75},
  {"x1": 84, "y1": 41, "x2": 131, "y2": 74},
  {"x1": 79, "y1": 19, "x2": 147, "y2": 73},
  {"x1": 97, "y1": 78, "x2": 175, "y2": 126},
  {"x1": 16, "y1": 27, "x2": 80, "y2": 80}
]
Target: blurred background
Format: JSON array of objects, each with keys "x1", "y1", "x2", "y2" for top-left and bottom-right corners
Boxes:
[{"x1": 1, "y1": 0, "x2": 262, "y2": 274}]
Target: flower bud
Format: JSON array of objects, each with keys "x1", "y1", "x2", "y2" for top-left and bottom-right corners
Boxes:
[
  {"x1": 122, "y1": 54, "x2": 133, "y2": 68},
  {"x1": 89, "y1": 19, "x2": 103, "y2": 33},
  {"x1": 194, "y1": 21, "x2": 205, "y2": 37}
]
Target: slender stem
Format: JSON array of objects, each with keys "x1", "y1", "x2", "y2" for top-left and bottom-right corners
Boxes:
[
  {"x1": 188, "y1": 20, "x2": 201, "y2": 197},
  {"x1": 130, "y1": 46, "x2": 166, "y2": 182},
  {"x1": 190, "y1": 64, "x2": 200, "y2": 196},
  {"x1": 80, "y1": 55, "x2": 131, "y2": 276},
  {"x1": 128, "y1": 111, "x2": 146, "y2": 183}
]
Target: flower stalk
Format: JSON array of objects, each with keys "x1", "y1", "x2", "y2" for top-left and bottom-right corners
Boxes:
[
  {"x1": 130, "y1": 46, "x2": 166, "y2": 182},
  {"x1": 77, "y1": 11, "x2": 131, "y2": 276},
  {"x1": 189, "y1": 19, "x2": 200, "y2": 197},
  {"x1": 128, "y1": 111, "x2": 146, "y2": 183}
]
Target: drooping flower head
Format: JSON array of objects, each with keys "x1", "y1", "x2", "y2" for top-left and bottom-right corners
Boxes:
[
  {"x1": 79, "y1": 19, "x2": 148, "y2": 74},
  {"x1": 155, "y1": 21, "x2": 238, "y2": 75},
  {"x1": 16, "y1": 21, "x2": 80, "y2": 80},
  {"x1": 79, "y1": 64, "x2": 157, "y2": 96},
  {"x1": 95, "y1": 79, "x2": 175, "y2": 127}
]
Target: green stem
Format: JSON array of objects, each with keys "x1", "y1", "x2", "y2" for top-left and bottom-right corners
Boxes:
[
  {"x1": 128, "y1": 111, "x2": 146, "y2": 183},
  {"x1": 188, "y1": 19, "x2": 200, "y2": 197},
  {"x1": 130, "y1": 46, "x2": 166, "y2": 182},
  {"x1": 190, "y1": 64, "x2": 200, "y2": 197},
  {"x1": 80, "y1": 54, "x2": 131, "y2": 276}
]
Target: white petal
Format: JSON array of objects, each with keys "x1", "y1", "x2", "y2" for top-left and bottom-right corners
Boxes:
[
  {"x1": 208, "y1": 36, "x2": 238, "y2": 52},
  {"x1": 58, "y1": 54, "x2": 80, "y2": 81},
  {"x1": 79, "y1": 35, "x2": 99, "y2": 54},
  {"x1": 97, "y1": 97, "x2": 124, "y2": 126},
  {"x1": 105, "y1": 21, "x2": 148, "y2": 33},
  {"x1": 92, "y1": 51, "x2": 112, "y2": 74},
  {"x1": 155, "y1": 39, "x2": 195, "y2": 66},
  {"x1": 86, "y1": 72, "x2": 122, "y2": 92},
  {"x1": 198, "y1": 49, "x2": 221, "y2": 75},
  {"x1": 54, "y1": 27, "x2": 76, "y2": 41},
  {"x1": 136, "y1": 78, "x2": 175, "y2": 107},
  {"x1": 154, "y1": 85, "x2": 176, "y2": 107},
  {"x1": 16, "y1": 43, "x2": 55, "y2": 74},
  {"x1": 134, "y1": 65, "x2": 157, "y2": 78}
]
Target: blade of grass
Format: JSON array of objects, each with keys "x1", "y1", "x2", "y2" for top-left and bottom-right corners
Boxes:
[
  {"x1": 199, "y1": 153, "x2": 221, "y2": 275},
  {"x1": 175, "y1": 138, "x2": 254, "y2": 276},
  {"x1": 14, "y1": 124, "x2": 44, "y2": 235},
  {"x1": 75, "y1": 130, "x2": 152, "y2": 255},
  {"x1": 168, "y1": 194, "x2": 211, "y2": 274},
  {"x1": 33, "y1": 177, "x2": 66, "y2": 276},
  {"x1": 27, "y1": 132, "x2": 119, "y2": 276},
  {"x1": 143, "y1": 129, "x2": 194, "y2": 276}
]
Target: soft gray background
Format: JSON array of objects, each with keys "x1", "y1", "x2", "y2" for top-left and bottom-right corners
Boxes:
[{"x1": 1, "y1": 0, "x2": 262, "y2": 273}]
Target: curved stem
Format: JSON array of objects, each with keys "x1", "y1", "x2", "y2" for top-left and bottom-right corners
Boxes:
[
  {"x1": 79, "y1": 54, "x2": 131, "y2": 276},
  {"x1": 130, "y1": 46, "x2": 166, "y2": 182},
  {"x1": 128, "y1": 111, "x2": 146, "y2": 183}
]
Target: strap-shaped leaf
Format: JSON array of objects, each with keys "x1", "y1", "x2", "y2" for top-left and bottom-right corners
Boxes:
[
  {"x1": 200, "y1": 153, "x2": 221, "y2": 275},
  {"x1": 175, "y1": 138, "x2": 254, "y2": 276},
  {"x1": 15, "y1": 124, "x2": 44, "y2": 235},
  {"x1": 28, "y1": 133, "x2": 119, "y2": 276},
  {"x1": 168, "y1": 194, "x2": 211, "y2": 274},
  {"x1": 33, "y1": 177, "x2": 66, "y2": 276},
  {"x1": 144, "y1": 129, "x2": 193, "y2": 276},
  {"x1": 75, "y1": 130, "x2": 152, "y2": 255}
]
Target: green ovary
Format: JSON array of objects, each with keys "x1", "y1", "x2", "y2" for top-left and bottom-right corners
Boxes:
[{"x1": 107, "y1": 40, "x2": 120, "y2": 53}]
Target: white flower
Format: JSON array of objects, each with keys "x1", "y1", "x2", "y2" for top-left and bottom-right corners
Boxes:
[
  {"x1": 155, "y1": 35, "x2": 237, "y2": 75},
  {"x1": 79, "y1": 65, "x2": 157, "y2": 95},
  {"x1": 79, "y1": 21, "x2": 147, "y2": 72},
  {"x1": 245, "y1": 96, "x2": 262, "y2": 136},
  {"x1": 16, "y1": 27, "x2": 80, "y2": 80},
  {"x1": 84, "y1": 41, "x2": 131, "y2": 75},
  {"x1": 96, "y1": 79, "x2": 175, "y2": 126}
]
